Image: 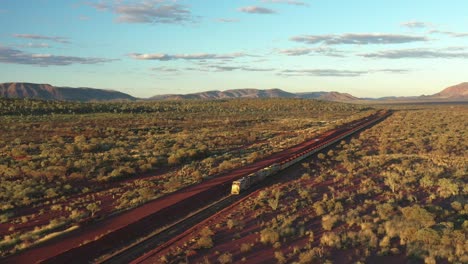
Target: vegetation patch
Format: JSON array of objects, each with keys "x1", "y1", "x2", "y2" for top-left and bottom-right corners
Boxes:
[{"x1": 150, "y1": 105, "x2": 467, "y2": 264}]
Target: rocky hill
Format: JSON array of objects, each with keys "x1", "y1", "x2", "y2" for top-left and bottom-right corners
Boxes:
[
  {"x1": 150, "y1": 89, "x2": 358, "y2": 101},
  {"x1": 429, "y1": 82, "x2": 468, "y2": 99},
  {"x1": 150, "y1": 88, "x2": 298, "y2": 100},
  {"x1": 361, "y1": 83, "x2": 468, "y2": 102},
  {"x1": 318, "y1": 92, "x2": 359, "y2": 101},
  {"x1": 0, "y1": 82, "x2": 136, "y2": 102}
]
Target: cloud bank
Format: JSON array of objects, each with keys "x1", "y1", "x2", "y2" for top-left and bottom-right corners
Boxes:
[
  {"x1": 0, "y1": 46, "x2": 116, "y2": 66},
  {"x1": 279, "y1": 47, "x2": 344, "y2": 57},
  {"x1": 278, "y1": 68, "x2": 410, "y2": 77},
  {"x1": 291, "y1": 33, "x2": 428, "y2": 45},
  {"x1": 361, "y1": 48, "x2": 468, "y2": 59},
  {"x1": 278, "y1": 69, "x2": 368, "y2": 77},
  {"x1": 429, "y1": 30, "x2": 468, "y2": 38},
  {"x1": 89, "y1": 0, "x2": 194, "y2": 24},
  {"x1": 13, "y1": 34, "x2": 70, "y2": 44},
  {"x1": 129, "y1": 52, "x2": 248, "y2": 61}
]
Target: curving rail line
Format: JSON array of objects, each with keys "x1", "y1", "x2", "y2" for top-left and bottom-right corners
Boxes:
[
  {"x1": 128, "y1": 110, "x2": 392, "y2": 263},
  {"x1": 3, "y1": 110, "x2": 391, "y2": 264}
]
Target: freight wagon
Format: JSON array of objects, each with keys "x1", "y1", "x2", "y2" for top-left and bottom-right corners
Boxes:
[{"x1": 231, "y1": 110, "x2": 390, "y2": 194}]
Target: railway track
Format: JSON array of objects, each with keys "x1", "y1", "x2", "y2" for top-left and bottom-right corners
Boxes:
[
  {"x1": 130, "y1": 189, "x2": 260, "y2": 264},
  {"x1": 99, "y1": 186, "x2": 267, "y2": 264},
  {"x1": 99, "y1": 169, "x2": 289, "y2": 264},
  {"x1": 96, "y1": 195, "x2": 238, "y2": 264},
  {"x1": 4, "y1": 110, "x2": 391, "y2": 264},
  {"x1": 102, "y1": 111, "x2": 392, "y2": 263}
]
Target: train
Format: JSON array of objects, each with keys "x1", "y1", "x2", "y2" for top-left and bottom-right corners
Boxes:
[
  {"x1": 230, "y1": 147, "x2": 317, "y2": 195},
  {"x1": 231, "y1": 164, "x2": 280, "y2": 194},
  {"x1": 231, "y1": 110, "x2": 391, "y2": 195}
]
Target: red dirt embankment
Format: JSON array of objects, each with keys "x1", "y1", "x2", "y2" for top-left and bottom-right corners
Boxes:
[{"x1": 3, "y1": 111, "x2": 387, "y2": 264}]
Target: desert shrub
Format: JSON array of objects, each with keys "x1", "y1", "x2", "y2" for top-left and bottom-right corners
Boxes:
[
  {"x1": 298, "y1": 249, "x2": 316, "y2": 264},
  {"x1": 437, "y1": 178, "x2": 459, "y2": 198},
  {"x1": 0, "y1": 213, "x2": 13, "y2": 223},
  {"x1": 200, "y1": 227, "x2": 214, "y2": 237},
  {"x1": 401, "y1": 205, "x2": 435, "y2": 228},
  {"x1": 227, "y1": 219, "x2": 236, "y2": 230},
  {"x1": 321, "y1": 214, "x2": 339, "y2": 231},
  {"x1": 275, "y1": 251, "x2": 287, "y2": 264},
  {"x1": 196, "y1": 227, "x2": 215, "y2": 249},
  {"x1": 298, "y1": 188, "x2": 311, "y2": 200},
  {"x1": 450, "y1": 201, "x2": 462, "y2": 211},
  {"x1": 320, "y1": 232, "x2": 341, "y2": 248},
  {"x1": 313, "y1": 201, "x2": 326, "y2": 216},
  {"x1": 260, "y1": 228, "x2": 280, "y2": 245},
  {"x1": 197, "y1": 236, "x2": 213, "y2": 249},
  {"x1": 268, "y1": 189, "x2": 282, "y2": 211},
  {"x1": 306, "y1": 230, "x2": 314, "y2": 242},
  {"x1": 376, "y1": 203, "x2": 394, "y2": 220},
  {"x1": 301, "y1": 173, "x2": 311, "y2": 180},
  {"x1": 86, "y1": 203, "x2": 100, "y2": 217},
  {"x1": 69, "y1": 209, "x2": 87, "y2": 220},
  {"x1": 218, "y1": 160, "x2": 235, "y2": 171},
  {"x1": 240, "y1": 243, "x2": 252, "y2": 253},
  {"x1": 217, "y1": 252, "x2": 233, "y2": 264}
]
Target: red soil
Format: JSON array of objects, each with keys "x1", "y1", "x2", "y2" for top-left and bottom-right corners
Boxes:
[
  {"x1": 3, "y1": 111, "x2": 388, "y2": 263},
  {"x1": 135, "y1": 159, "x2": 319, "y2": 264},
  {"x1": 135, "y1": 153, "x2": 403, "y2": 264},
  {"x1": 0, "y1": 132, "x2": 278, "y2": 239}
]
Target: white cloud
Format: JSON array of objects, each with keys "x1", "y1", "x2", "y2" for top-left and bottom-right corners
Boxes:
[
  {"x1": 360, "y1": 48, "x2": 468, "y2": 59},
  {"x1": 375, "y1": 69, "x2": 410, "y2": 74},
  {"x1": 278, "y1": 68, "x2": 411, "y2": 77},
  {"x1": 0, "y1": 45, "x2": 116, "y2": 66},
  {"x1": 210, "y1": 65, "x2": 274, "y2": 72},
  {"x1": 278, "y1": 69, "x2": 368, "y2": 77},
  {"x1": 151, "y1": 64, "x2": 274, "y2": 73},
  {"x1": 13, "y1": 34, "x2": 70, "y2": 44},
  {"x1": 291, "y1": 33, "x2": 428, "y2": 45},
  {"x1": 129, "y1": 52, "x2": 248, "y2": 61},
  {"x1": 19, "y1": 43, "x2": 51, "y2": 48},
  {"x1": 261, "y1": 0, "x2": 309, "y2": 6},
  {"x1": 401, "y1": 21, "x2": 431, "y2": 29},
  {"x1": 278, "y1": 47, "x2": 344, "y2": 57},
  {"x1": 429, "y1": 30, "x2": 468, "y2": 38},
  {"x1": 216, "y1": 18, "x2": 240, "y2": 23},
  {"x1": 238, "y1": 6, "x2": 276, "y2": 14},
  {"x1": 151, "y1": 66, "x2": 181, "y2": 74},
  {"x1": 88, "y1": 0, "x2": 194, "y2": 24}
]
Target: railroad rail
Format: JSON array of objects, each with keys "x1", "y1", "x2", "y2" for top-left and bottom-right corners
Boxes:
[
  {"x1": 130, "y1": 189, "x2": 263, "y2": 264},
  {"x1": 3, "y1": 110, "x2": 391, "y2": 264},
  {"x1": 104, "y1": 110, "x2": 393, "y2": 263},
  {"x1": 96, "y1": 195, "x2": 238, "y2": 264}
]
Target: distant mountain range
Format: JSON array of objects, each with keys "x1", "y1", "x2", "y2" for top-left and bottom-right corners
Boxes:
[
  {"x1": 149, "y1": 89, "x2": 360, "y2": 101},
  {"x1": 0, "y1": 82, "x2": 136, "y2": 102},
  {"x1": 0, "y1": 82, "x2": 467, "y2": 103},
  {"x1": 150, "y1": 88, "x2": 296, "y2": 100}
]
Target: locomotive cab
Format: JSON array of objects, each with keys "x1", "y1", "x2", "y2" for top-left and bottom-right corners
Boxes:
[{"x1": 231, "y1": 177, "x2": 250, "y2": 195}]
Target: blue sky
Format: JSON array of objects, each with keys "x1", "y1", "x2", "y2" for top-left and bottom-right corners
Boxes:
[{"x1": 0, "y1": 0, "x2": 467, "y2": 97}]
